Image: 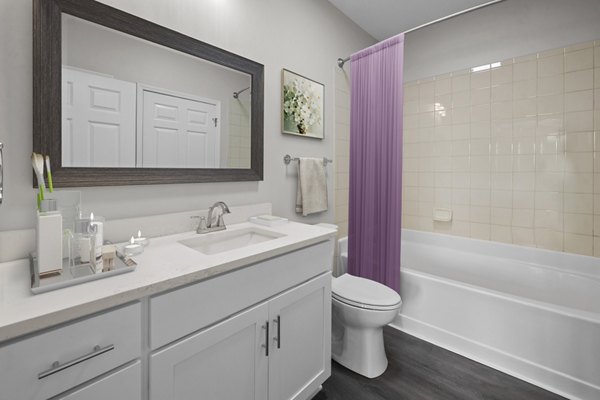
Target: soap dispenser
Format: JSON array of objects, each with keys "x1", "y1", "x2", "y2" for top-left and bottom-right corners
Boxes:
[{"x1": 36, "y1": 199, "x2": 63, "y2": 276}]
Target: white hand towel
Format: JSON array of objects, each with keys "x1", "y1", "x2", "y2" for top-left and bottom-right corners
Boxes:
[{"x1": 295, "y1": 157, "x2": 328, "y2": 216}]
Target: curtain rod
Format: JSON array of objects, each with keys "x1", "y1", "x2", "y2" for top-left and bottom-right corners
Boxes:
[{"x1": 337, "y1": 0, "x2": 506, "y2": 68}]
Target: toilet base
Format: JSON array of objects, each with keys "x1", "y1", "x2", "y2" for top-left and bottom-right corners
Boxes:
[
  {"x1": 331, "y1": 318, "x2": 389, "y2": 378},
  {"x1": 330, "y1": 274, "x2": 401, "y2": 379}
]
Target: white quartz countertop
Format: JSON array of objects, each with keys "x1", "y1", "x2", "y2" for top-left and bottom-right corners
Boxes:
[{"x1": 0, "y1": 221, "x2": 336, "y2": 343}]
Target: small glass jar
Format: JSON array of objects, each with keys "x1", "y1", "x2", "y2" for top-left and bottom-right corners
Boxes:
[{"x1": 70, "y1": 219, "x2": 101, "y2": 272}]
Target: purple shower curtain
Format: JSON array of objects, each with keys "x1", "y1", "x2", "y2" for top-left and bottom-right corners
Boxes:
[{"x1": 348, "y1": 34, "x2": 404, "y2": 292}]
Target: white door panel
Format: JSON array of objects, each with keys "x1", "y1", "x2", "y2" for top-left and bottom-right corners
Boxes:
[
  {"x1": 89, "y1": 122, "x2": 120, "y2": 166},
  {"x1": 149, "y1": 302, "x2": 268, "y2": 400},
  {"x1": 89, "y1": 86, "x2": 121, "y2": 111},
  {"x1": 141, "y1": 89, "x2": 220, "y2": 168},
  {"x1": 155, "y1": 127, "x2": 179, "y2": 167},
  {"x1": 154, "y1": 103, "x2": 178, "y2": 121},
  {"x1": 188, "y1": 108, "x2": 208, "y2": 124},
  {"x1": 62, "y1": 67, "x2": 136, "y2": 167},
  {"x1": 186, "y1": 131, "x2": 209, "y2": 168}
]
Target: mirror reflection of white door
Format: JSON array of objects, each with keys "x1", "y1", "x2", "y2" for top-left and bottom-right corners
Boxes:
[
  {"x1": 140, "y1": 88, "x2": 220, "y2": 168},
  {"x1": 62, "y1": 67, "x2": 137, "y2": 167}
]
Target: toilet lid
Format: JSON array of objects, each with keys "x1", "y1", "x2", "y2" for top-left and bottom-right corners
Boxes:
[{"x1": 332, "y1": 274, "x2": 401, "y2": 309}]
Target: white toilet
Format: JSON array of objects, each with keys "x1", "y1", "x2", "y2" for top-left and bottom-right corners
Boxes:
[{"x1": 331, "y1": 236, "x2": 402, "y2": 378}]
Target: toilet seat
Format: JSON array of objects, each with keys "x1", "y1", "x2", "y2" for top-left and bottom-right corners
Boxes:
[
  {"x1": 332, "y1": 294, "x2": 401, "y2": 311},
  {"x1": 332, "y1": 274, "x2": 402, "y2": 311}
]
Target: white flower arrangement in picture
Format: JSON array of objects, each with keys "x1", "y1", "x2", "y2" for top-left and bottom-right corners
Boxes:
[{"x1": 282, "y1": 69, "x2": 324, "y2": 139}]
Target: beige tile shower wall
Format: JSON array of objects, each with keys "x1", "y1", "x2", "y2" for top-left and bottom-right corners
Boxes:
[
  {"x1": 334, "y1": 67, "x2": 351, "y2": 239},
  {"x1": 402, "y1": 39, "x2": 600, "y2": 256},
  {"x1": 227, "y1": 99, "x2": 251, "y2": 168}
]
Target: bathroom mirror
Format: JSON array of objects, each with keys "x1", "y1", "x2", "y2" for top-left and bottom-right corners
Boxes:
[{"x1": 33, "y1": 0, "x2": 264, "y2": 187}]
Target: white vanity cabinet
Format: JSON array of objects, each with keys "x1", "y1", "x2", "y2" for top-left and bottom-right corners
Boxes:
[
  {"x1": 149, "y1": 273, "x2": 331, "y2": 400},
  {"x1": 0, "y1": 303, "x2": 142, "y2": 400},
  {"x1": 0, "y1": 229, "x2": 335, "y2": 400},
  {"x1": 148, "y1": 240, "x2": 333, "y2": 400}
]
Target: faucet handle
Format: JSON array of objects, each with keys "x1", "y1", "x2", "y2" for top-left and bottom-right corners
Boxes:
[
  {"x1": 190, "y1": 215, "x2": 208, "y2": 233},
  {"x1": 217, "y1": 214, "x2": 226, "y2": 227},
  {"x1": 190, "y1": 215, "x2": 200, "y2": 230},
  {"x1": 198, "y1": 216, "x2": 208, "y2": 232}
]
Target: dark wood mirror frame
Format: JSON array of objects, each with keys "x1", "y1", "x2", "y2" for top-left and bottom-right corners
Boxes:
[{"x1": 33, "y1": 0, "x2": 264, "y2": 187}]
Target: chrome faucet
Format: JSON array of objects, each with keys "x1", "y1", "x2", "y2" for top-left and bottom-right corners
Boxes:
[
  {"x1": 194, "y1": 201, "x2": 231, "y2": 234},
  {"x1": 208, "y1": 201, "x2": 231, "y2": 228}
]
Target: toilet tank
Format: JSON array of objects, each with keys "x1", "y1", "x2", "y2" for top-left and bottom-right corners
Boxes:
[{"x1": 337, "y1": 236, "x2": 348, "y2": 276}]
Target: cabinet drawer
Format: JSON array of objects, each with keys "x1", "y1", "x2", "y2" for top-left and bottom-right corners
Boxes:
[
  {"x1": 0, "y1": 302, "x2": 141, "y2": 400},
  {"x1": 56, "y1": 361, "x2": 141, "y2": 400},
  {"x1": 150, "y1": 240, "x2": 333, "y2": 349}
]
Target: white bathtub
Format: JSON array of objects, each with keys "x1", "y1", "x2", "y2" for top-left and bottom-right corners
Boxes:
[{"x1": 394, "y1": 230, "x2": 600, "y2": 400}]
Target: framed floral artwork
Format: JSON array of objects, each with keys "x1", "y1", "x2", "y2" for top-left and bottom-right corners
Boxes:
[{"x1": 282, "y1": 69, "x2": 324, "y2": 139}]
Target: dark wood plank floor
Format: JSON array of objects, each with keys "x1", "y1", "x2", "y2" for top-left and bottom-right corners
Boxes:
[{"x1": 314, "y1": 327, "x2": 566, "y2": 400}]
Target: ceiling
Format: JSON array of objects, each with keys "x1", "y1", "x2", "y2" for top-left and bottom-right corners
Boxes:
[{"x1": 328, "y1": 0, "x2": 502, "y2": 40}]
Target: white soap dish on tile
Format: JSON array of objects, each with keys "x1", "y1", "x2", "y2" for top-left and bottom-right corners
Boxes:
[
  {"x1": 433, "y1": 208, "x2": 452, "y2": 222},
  {"x1": 249, "y1": 215, "x2": 289, "y2": 227}
]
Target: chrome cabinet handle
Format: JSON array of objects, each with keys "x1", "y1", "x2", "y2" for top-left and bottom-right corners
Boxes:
[
  {"x1": 38, "y1": 344, "x2": 115, "y2": 380},
  {"x1": 262, "y1": 322, "x2": 269, "y2": 357},
  {"x1": 0, "y1": 142, "x2": 3, "y2": 205},
  {"x1": 273, "y1": 315, "x2": 281, "y2": 349}
]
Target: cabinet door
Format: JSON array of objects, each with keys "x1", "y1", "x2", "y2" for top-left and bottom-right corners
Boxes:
[
  {"x1": 150, "y1": 302, "x2": 269, "y2": 400},
  {"x1": 268, "y1": 273, "x2": 332, "y2": 400},
  {"x1": 57, "y1": 361, "x2": 141, "y2": 400}
]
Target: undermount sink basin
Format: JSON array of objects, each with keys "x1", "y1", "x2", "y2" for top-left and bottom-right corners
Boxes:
[{"x1": 178, "y1": 227, "x2": 286, "y2": 255}]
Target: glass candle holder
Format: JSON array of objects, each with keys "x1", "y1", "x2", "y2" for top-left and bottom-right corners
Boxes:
[
  {"x1": 133, "y1": 230, "x2": 149, "y2": 247},
  {"x1": 70, "y1": 218, "x2": 96, "y2": 268},
  {"x1": 123, "y1": 236, "x2": 144, "y2": 257}
]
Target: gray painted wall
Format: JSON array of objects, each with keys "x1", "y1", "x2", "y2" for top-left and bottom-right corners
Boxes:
[
  {"x1": 0, "y1": 0, "x2": 375, "y2": 231},
  {"x1": 3, "y1": 0, "x2": 598, "y2": 233},
  {"x1": 404, "y1": 0, "x2": 600, "y2": 82}
]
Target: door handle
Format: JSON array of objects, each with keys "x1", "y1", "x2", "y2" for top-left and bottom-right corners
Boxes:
[
  {"x1": 273, "y1": 315, "x2": 281, "y2": 349},
  {"x1": 38, "y1": 344, "x2": 115, "y2": 379},
  {"x1": 262, "y1": 321, "x2": 269, "y2": 357}
]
